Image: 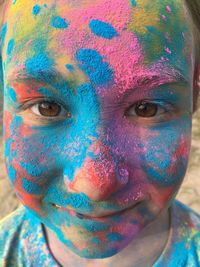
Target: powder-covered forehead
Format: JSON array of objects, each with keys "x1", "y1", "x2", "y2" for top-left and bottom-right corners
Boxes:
[
  {"x1": 2, "y1": 0, "x2": 190, "y2": 53},
  {"x1": 1, "y1": 0, "x2": 193, "y2": 88}
]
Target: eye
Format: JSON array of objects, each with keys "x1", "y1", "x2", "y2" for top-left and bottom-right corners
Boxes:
[
  {"x1": 125, "y1": 101, "x2": 166, "y2": 118},
  {"x1": 135, "y1": 102, "x2": 158, "y2": 117},
  {"x1": 30, "y1": 101, "x2": 71, "y2": 119}
]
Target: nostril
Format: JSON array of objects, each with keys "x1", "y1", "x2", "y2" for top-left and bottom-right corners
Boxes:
[
  {"x1": 117, "y1": 162, "x2": 129, "y2": 186},
  {"x1": 118, "y1": 168, "x2": 129, "y2": 185}
]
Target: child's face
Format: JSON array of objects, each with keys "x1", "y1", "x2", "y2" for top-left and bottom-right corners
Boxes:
[{"x1": 2, "y1": 0, "x2": 193, "y2": 259}]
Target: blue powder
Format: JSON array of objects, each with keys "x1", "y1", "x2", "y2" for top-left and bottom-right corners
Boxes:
[
  {"x1": 25, "y1": 53, "x2": 54, "y2": 78},
  {"x1": 5, "y1": 138, "x2": 12, "y2": 158},
  {"x1": 32, "y1": 39, "x2": 47, "y2": 54},
  {"x1": 89, "y1": 19, "x2": 118, "y2": 39},
  {"x1": 58, "y1": 83, "x2": 100, "y2": 183},
  {"x1": 37, "y1": 87, "x2": 53, "y2": 95},
  {"x1": 146, "y1": 166, "x2": 166, "y2": 184},
  {"x1": 1, "y1": 23, "x2": 7, "y2": 46},
  {"x1": 87, "y1": 151, "x2": 97, "y2": 160},
  {"x1": 32, "y1": 5, "x2": 41, "y2": 16},
  {"x1": 8, "y1": 165, "x2": 16, "y2": 184},
  {"x1": 65, "y1": 64, "x2": 74, "y2": 72},
  {"x1": 84, "y1": 220, "x2": 109, "y2": 232},
  {"x1": 146, "y1": 26, "x2": 158, "y2": 34},
  {"x1": 27, "y1": 82, "x2": 100, "y2": 206},
  {"x1": 131, "y1": 219, "x2": 138, "y2": 224},
  {"x1": 43, "y1": 4, "x2": 47, "y2": 8},
  {"x1": 166, "y1": 241, "x2": 188, "y2": 266},
  {"x1": 10, "y1": 116, "x2": 22, "y2": 133},
  {"x1": 20, "y1": 162, "x2": 44, "y2": 177},
  {"x1": 45, "y1": 182, "x2": 93, "y2": 212},
  {"x1": 100, "y1": 248, "x2": 118, "y2": 258},
  {"x1": 7, "y1": 39, "x2": 14, "y2": 56},
  {"x1": 22, "y1": 178, "x2": 42, "y2": 195},
  {"x1": 146, "y1": 163, "x2": 185, "y2": 187},
  {"x1": 76, "y1": 48, "x2": 113, "y2": 86},
  {"x1": 130, "y1": 0, "x2": 137, "y2": 6},
  {"x1": 63, "y1": 167, "x2": 74, "y2": 182},
  {"x1": 68, "y1": 193, "x2": 91, "y2": 210},
  {"x1": 51, "y1": 16, "x2": 69, "y2": 29},
  {"x1": 80, "y1": 247, "x2": 118, "y2": 259},
  {"x1": 91, "y1": 237, "x2": 101, "y2": 245},
  {"x1": 8, "y1": 87, "x2": 17, "y2": 102},
  {"x1": 107, "y1": 232, "x2": 122, "y2": 242},
  {"x1": 12, "y1": 0, "x2": 17, "y2": 4}
]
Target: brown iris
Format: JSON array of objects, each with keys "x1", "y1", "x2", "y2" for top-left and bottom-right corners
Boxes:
[
  {"x1": 134, "y1": 102, "x2": 158, "y2": 117},
  {"x1": 38, "y1": 102, "x2": 61, "y2": 117}
]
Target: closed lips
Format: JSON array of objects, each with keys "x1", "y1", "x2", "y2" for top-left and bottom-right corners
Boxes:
[{"x1": 51, "y1": 199, "x2": 144, "y2": 219}]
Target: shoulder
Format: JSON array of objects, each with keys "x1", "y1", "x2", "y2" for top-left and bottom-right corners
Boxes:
[
  {"x1": 0, "y1": 206, "x2": 29, "y2": 248},
  {"x1": 173, "y1": 200, "x2": 200, "y2": 256},
  {"x1": 0, "y1": 206, "x2": 33, "y2": 266},
  {"x1": 0, "y1": 206, "x2": 58, "y2": 267},
  {"x1": 172, "y1": 200, "x2": 200, "y2": 235},
  {"x1": 163, "y1": 201, "x2": 200, "y2": 267},
  {"x1": 154, "y1": 201, "x2": 200, "y2": 267},
  {"x1": 174, "y1": 201, "x2": 200, "y2": 265}
]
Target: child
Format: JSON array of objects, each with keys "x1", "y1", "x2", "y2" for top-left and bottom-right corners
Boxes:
[{"x1": 0, "y1": 0, "x2": 200, "y2": 266}]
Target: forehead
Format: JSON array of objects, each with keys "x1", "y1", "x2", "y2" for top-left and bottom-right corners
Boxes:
[{"x1": 2, "y1": 0, "x2": 193, "y2": 90}]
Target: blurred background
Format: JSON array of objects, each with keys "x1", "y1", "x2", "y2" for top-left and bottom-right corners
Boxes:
[{"x1": 0, "y1": 98, "x2": 200, "y2": 219}]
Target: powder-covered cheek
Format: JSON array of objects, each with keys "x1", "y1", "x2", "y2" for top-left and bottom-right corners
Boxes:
[
  {"x1": 3, "y1": 113, "x2": 49, "y2": 211},
  {"x1": 139, "y1": 117, "x2": 191, "y2": 187},
  {"x1": 3, "y1": 84, "x2": 100, "y2": 192}
]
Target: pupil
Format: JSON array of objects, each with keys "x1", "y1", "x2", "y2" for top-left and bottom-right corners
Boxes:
[
  {"x1": 39, "y1": 102, "x2": 61, "y2": 117},
  {"x1": 135, "y1": 102, "x2": 158, "y2": 117}
]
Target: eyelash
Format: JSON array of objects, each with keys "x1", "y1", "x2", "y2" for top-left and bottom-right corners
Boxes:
[
  {"x1": 19, "y1": 98, "x2": 71, "y2": 121},
  {"x1": 124, "y1": 100, "x2": 175, "y2": 122},
  {"x1": 19, "y1": 98, "x2": 175, "y2": 124}
]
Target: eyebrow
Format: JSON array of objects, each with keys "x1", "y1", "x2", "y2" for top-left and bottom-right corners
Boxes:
[
  {"x1": 118, "y1": 66, "x2": 190, "y2": 99},
  {"x1": 7, "y1": 67, "x2": 67, "y2": 85},
  {"x1": 135, "y1": 73, "x2": 188, "y2": 87},
  {"x1": 6, "y1": 67, "x2": 79, "y2": 100},
  {"x1": 6, "y1": 64, "x2": 189, "y2": 94}
]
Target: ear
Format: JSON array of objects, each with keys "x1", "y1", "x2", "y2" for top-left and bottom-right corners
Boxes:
[{"x1": 193, "y1": 62, "x2": 200, "y2": 112}]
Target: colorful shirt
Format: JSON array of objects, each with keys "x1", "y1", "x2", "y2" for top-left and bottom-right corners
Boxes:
[{"x1": 0, "y1": 200, "x2": 200, "y2": 267}]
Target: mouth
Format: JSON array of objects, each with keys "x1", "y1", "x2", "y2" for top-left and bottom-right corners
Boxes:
[{"x1": 51, "y1": 200, "x2": 144, "y2": 221}]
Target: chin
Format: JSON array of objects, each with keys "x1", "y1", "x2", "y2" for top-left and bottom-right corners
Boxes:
[
  {"x1": 70, "y1": 246, "x2": 120, "y2": 259},
  {"x1": 58, "y1": 237, "x2": 128, "y2": 259},
  {"x1": 27, "y1": 199, "x2": 159, "y2": 259},
  {"x1": 51, "y1": 219, "x2": 146, "y2": 260}
]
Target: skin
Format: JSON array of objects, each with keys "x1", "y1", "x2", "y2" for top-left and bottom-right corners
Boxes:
[{"x1": 0, "y1": 0, "x2": 196, "y2": 265}]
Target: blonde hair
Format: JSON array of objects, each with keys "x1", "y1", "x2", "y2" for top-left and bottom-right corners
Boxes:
[{"x1": 0, "y1": 0, "x2": 200, "y2": 108}]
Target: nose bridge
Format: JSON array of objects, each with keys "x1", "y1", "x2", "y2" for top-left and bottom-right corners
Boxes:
[
  {"x1": 87, "y1": 140, "x2": 115, "y2": 178},
  {"x1": 66, "y1": 140, "x2": 128, "y2": 201}
]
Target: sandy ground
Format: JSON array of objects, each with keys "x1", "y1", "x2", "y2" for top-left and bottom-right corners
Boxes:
[{"x1": 0, "y1": 101, "x2": 200, "y2": 220}]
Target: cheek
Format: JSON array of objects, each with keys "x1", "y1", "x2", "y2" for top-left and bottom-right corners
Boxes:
[
  {"x1": 3, "y1": 110, "x2": 94, "y2": 210},
  {"x1": 3, "y1": 112, "x2": 60, "y2": 212},
  {"x1": 142, "y1": 120, "x2": 191, "y2": 188},
  {"x1": 106, "y1": 115, "x2": 191, "y2": 193},
  {"x1": 140, "y1": 124, "x2": 191, "y2": 209}
]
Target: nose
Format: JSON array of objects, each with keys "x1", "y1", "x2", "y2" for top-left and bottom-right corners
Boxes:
[{"x1": 65, "y1": 141, "x2": 129, "y2": 201}]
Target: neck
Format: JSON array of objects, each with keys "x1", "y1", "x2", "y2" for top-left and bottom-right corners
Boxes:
[{"x1": 44, "y1": 208, "x2": 170, "y2": 267}]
